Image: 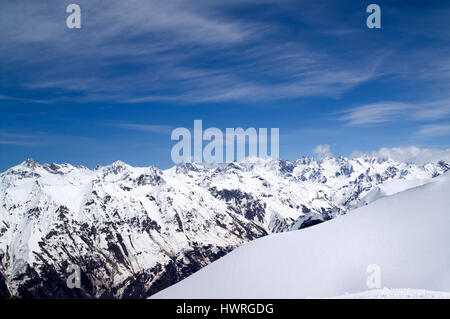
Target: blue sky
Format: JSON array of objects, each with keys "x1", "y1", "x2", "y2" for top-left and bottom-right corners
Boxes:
[{"x1": 1, "y1": 0, "x2": 450, "y2": 170}]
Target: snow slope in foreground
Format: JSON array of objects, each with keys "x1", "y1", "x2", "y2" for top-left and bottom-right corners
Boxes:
[
  {"x1": 333, "y1": 288, "x2": 450, "y2": 299},
  {"x1": 153, "y1": 172, "x2": 450, "y2": 299}
]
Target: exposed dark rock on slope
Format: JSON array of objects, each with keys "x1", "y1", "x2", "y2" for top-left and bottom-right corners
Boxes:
[{"x1": 0, "y1": 157, "x2": 447, "y2": 298}]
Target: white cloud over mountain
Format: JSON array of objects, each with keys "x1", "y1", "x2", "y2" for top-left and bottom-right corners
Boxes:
[{"x1": 352, "y1": 146, "x2": 450, "y2": 165}]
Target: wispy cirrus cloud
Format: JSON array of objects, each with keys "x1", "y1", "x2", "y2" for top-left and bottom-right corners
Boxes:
[
  {"x1": 0, "y1": 0, "x2": 390, "y2": 104},
  {"x1": 107, "y1": 123, "x2": 173, "y2": 134},
  {"x1": 339, "y1": 102, "x2": 411, "y2": 126},
  {"x1": 0, "y1": 133, "x2": 41, "y2": 146},
  {"x1": 0, "y1": 1, "x2": 449, "y2": 108},
  {"x1": 416, "y1": 123, "x2": 450, "y2": 137},
  {"x1": 0, "y1": 131, "x2": 95, "y2": 146},
  {"x1": 0, "y1": 94, "x2": 52, "y2": 104},
  {"x1": 412, "y1": 101, "x2": 450, "y2": 120},
  {"x1": 340, "y1": 100, "x2": 450, "y2": 126}
]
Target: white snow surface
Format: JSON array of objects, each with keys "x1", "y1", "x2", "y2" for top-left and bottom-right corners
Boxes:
[
  {"x1": 333, "y1": 288, "x2": 450, "y2": 299},
  {"x1": 0, "y1": 157, "x2": 448, "y2": 297},
  {"x1": 153, "y1": 172, "x2": 450, "y2": 299}
]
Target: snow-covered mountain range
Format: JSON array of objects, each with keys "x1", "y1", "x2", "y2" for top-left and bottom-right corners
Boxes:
[
  {"x1": 0, "y1": 156, "x2": 449, "y2": 298},
  {"x1": 153, "y1": 171, "x2": 450, "y2": 299}
]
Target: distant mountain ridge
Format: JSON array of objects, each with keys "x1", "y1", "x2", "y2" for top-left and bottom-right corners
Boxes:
[{"x1": 0, "y1": 156, "x2": 448, "y2": 298}]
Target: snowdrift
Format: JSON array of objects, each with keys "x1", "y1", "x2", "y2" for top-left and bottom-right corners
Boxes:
[
  {"x1": 333, "y1": 288, "x2": 450, "y2": 299},
  {"x1": 153, "y1": 172, "x2": 450, "y2": 298}
]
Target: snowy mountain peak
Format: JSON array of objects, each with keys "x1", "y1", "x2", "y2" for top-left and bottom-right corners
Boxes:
[
  {"x1": 437, "y1": 160, "x2": 450, "y2": 170},
  {"x1": 110, "y1": 160, "x2": 128, "y2": 167},
  {"x1": 20, "y1": 158, "x2": 39, "y2": 168},
  {"x1": 0, "y1": 155, "x2": 449, "y2": 298}
]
